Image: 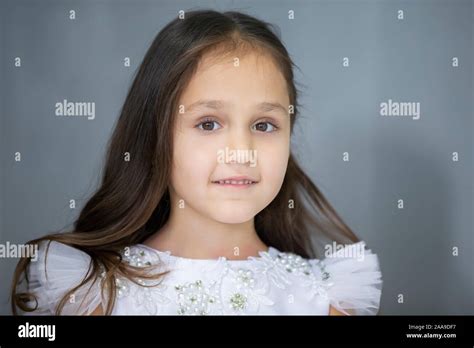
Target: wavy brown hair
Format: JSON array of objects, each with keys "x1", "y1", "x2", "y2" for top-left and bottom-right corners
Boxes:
[{"x1": 11, "y1": 9, "x2": 359, "y2": 315}]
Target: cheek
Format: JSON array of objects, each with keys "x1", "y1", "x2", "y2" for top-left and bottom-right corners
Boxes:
[
  {"x1": 171, "y1": 132, "x2": 219, "y2": 192},
  {"x1": 259, "y1": 142, "x2": 289, "y2": 194}
]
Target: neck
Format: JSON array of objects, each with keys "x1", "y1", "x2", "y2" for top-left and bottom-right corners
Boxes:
[{"x1": 143, "y1": 196, "x2": 268, "y2": 260}]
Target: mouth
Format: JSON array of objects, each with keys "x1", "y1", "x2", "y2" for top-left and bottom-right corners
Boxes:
[{"x1": 211, "y1": 177, "x2": 259, "y2": 188}]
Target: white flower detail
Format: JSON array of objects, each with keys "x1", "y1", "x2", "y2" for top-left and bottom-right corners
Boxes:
[
  {"x1": 118, "y1": 245, "x2": 172, "y2": 313},
  {"x1": 250, "y1": 251, "x2": 294, "y2": 290},
  {"x1": 132, "y1": 278, "x2": 171, "y2": 315},
  {"x1": 223, "y1": 267, "x2": 274, "y2": 314},
  {"x1": 304, "y1": 259, "x2": 334, "y2": 301},
  {"x1": 174, "y1": 279, "x2": 220, "y2": 315}
]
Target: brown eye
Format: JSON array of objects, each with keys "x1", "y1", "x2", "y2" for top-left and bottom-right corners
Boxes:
[
  {"x1": 252, "y1": 121, "x2": 277, "y2": 132},
  {"x1": 201, "y1": 121, "x2": 214, "y2": 131},
  {"x1": 197, "y1": 120, "x2": 221, "y2": 131}
]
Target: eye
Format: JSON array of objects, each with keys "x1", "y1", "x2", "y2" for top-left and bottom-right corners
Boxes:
[
  {"x1": 196, "y1": 118, "x2": 222, "y2": 132},
  {"x1": 252, "y1": 121, "x2": 278, "y2": 133}
]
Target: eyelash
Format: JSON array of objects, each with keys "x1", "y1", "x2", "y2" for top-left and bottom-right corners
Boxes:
[{"x1": 195, "y1": 116, "x2": 280, "y2": 133}]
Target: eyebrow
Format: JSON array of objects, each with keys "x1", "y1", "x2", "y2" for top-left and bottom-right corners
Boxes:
[{"x1": 185, "y1": 99, "x2": 288, "y2": 115}]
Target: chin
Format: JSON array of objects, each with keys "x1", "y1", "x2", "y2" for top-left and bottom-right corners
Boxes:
[{"x1": 210, "y1": 205, "x2": 259, "y2": 224}]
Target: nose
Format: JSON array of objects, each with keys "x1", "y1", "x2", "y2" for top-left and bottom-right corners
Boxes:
[{"x1": 225, "y1": 123, "x2": 256, "y2": 166}]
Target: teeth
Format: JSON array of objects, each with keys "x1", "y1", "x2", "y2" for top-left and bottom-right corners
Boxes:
[{"x1": 215, "y1": 180, "x2": 256, "y2": 185}]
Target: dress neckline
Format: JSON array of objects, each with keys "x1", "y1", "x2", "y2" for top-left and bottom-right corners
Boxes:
[{"x1": 135, "y1": 243, "x2": 278, "y2": 264}]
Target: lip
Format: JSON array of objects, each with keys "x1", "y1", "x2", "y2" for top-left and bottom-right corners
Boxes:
[{"x1": 211, "y1": 176, "x2": 259, "y2": 187}]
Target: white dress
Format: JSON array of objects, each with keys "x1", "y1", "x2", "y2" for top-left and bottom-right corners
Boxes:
[{"x1": 23, "y1": 240, "x2": 382, "y2": 315}]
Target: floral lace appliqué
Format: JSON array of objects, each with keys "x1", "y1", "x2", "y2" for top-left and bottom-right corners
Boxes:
[{"x1": 111, "y1": 245, "x2": 333, "y2": 315}]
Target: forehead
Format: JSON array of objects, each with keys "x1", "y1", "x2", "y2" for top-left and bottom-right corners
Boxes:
[{"x1": 179, "y1": 50, "x2": 290, "y2": 107}]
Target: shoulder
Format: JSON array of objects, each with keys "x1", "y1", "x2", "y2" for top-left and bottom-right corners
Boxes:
[
  {"x1": 25, "y1": 240, "x2": 103, "y2": 315},
  {"x1": 307, "y1": 241, "x2": 383, "y2": 315}
]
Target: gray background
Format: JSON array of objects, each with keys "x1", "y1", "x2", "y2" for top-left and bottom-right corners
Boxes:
[{"x1": 1, "y1": 0, "x2": 472, "y2": 315}]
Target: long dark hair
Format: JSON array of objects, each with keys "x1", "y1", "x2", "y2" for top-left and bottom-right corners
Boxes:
[{"x1": 11, "y1": 9, "x2": 359, "y2": 315}]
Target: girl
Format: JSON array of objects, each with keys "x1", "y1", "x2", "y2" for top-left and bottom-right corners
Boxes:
[{"x1": 11, "y1": 10, "x2": 382, "y2": 315}]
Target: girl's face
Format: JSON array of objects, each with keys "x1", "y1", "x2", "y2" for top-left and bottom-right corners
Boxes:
[{"x1": 170, "y1": 50, "x2": 291, "y2": 224}]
